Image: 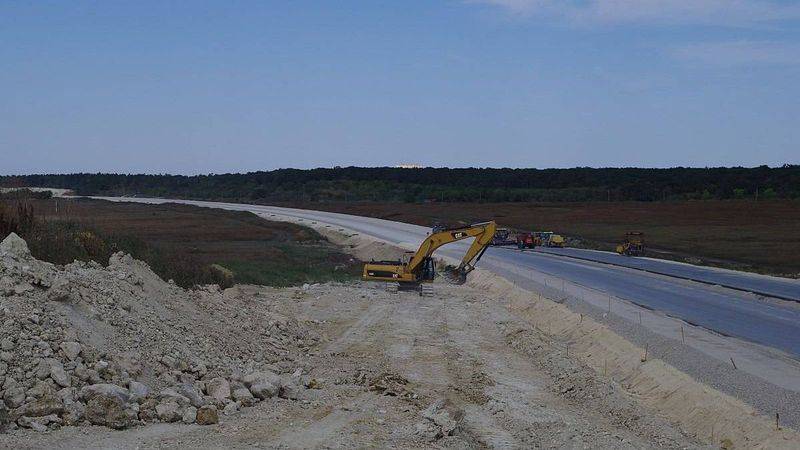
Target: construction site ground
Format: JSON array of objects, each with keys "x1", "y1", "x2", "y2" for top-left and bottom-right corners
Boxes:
[
  {"x1": 4, "y1": 280, "x2": 705, "y2": 449},
  {"x1": 2, "y1": 209, "x2": 798, "y2": 449}
]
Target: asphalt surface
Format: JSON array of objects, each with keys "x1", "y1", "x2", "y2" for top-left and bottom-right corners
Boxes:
[
  {"x1": 94, "y1": 197, "x2": 800, "y2": 359},
  {"x1": 535, "y1": 246, "x2": 800, "y2": 301}
]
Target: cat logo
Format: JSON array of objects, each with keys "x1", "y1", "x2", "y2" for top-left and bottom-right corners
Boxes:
[{"x1": 452, "y1": 231, "x2": 465, "y2": 239}]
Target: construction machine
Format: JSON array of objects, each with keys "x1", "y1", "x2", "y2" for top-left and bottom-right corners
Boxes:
[
  {"x1": 548, "y1": 234, "x2": 565, "y2": 248},
  {"x1": 533, "y1": 231, "x2": 565, "y2": 248},
  {"x1": 616, "y1": 232, "x2": 644, "y2": 256},
  {"x1": 363, "y1": 221, "x2": 497, "y2": 295},
  {"x1": 516, "y1": 232, "x2": 536, "y2": 249},
  {"x1": 491, "y1": 228, "x2": 516, "y2": 246}
]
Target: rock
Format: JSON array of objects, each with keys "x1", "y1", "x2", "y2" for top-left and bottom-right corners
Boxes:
[
  {"x1": 128, "y1": 381, "x2": 150, "y2": 403},
  {"x1": 160, "y1": 355, "x2": 178, "y2": 370},
  {"x1": 0, "y1": 352, "x2": 12, "y2": 363},
  {"x1": 28, "y1": 380, "x2": 56, "y2": 399},
  {"x1": 222, "y1": 401, "x2": 240, "y2": 416},
  {"x1": 62, "y1": 401, "x2": 85, "y2": 426},
  {"x1": 249, "y1": 381, "x2": 279, "y2": 400},
  {"x1": 35, "y1": 359, "x2": 51, "y2": 380},
  {"x1": 0, "y1": 338, "x2": 13, "y2": 351},
  {"x1": 279, "y1": 374, "x2": 306, "y2": 400},
  {"x1": 47, "y1": 278, "x2": 73, "y2": 303},
  {"x1": 0, "y1": 400, "x2": 9, "y2": 429},
  {"x1": 18, "y1": 415, "x2": 60, "y2": 432},
  {"x1": 189, "y1": 360, "x2": 208, "y2": 377},
  {"x1": 138, "y1": 398, "x2": 159, "y2": 422},
  {"x1": 3, "y1": 386, "x2": 25, "y2": 408},
  {"x1": 80, "y1": 383, "x2": 137, "y2": 429},
  {"x1": 80, "y1": 383, "x2": 130, "y2": 403},
  {"x1": 421, "y1": 399, "x2": 463, "y2": 437},
  {"x1": 13, "y1": 395, "x2": 63, "y2": 418},
  {"x1": 49, "y1": 360, "x2": 70, "y2": 387},
  {"x1": 232, "y1": 388, "x2": 255, "y2": 407},
  {"x1": 157, "y1": 388, "x2": 190, "y2": 407},
  {"x1": 195, "y1": 405, "x2": 219, "y2": 425},
  {"x1": 243, "y1": 371, "x2": 282, "y2": 400},
  {"x1": 182, "y1": 405, "x2": 197, "y2": 424},
  {"x1": 155, "y1": 400, "x2": 182, "y2": 423},
  {"x1": 0, "y1": 233, "x2": 30, "y2": 257},
  {"x1": 176, "y1": 384, "x2": 205, "y2": 408},
  {"x1": 206, "y1": 377, "x2": 231, "y2": 402},
  {"x1": 59, "y1": 342, "x2": 82, "y2": 361}
]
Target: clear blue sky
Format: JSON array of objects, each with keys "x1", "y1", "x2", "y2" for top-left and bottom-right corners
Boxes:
[{"x1": 2, "y1": 1, "x2": 799, "y2": 174}]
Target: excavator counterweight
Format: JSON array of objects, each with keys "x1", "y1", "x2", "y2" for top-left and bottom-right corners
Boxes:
[{"x1": 363, "y1": 221, "x2": 497, "y2": 292}]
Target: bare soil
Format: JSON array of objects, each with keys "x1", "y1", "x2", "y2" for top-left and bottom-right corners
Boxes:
[{"x1": 2, "y1": 280, "x2": 709, "y2": 449}]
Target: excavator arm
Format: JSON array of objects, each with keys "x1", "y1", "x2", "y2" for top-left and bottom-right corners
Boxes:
[{"x1": 363, "y1": 221, "x2": 497, "y2": 285}]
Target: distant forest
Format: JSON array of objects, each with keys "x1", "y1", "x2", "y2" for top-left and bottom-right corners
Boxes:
[{"x1": 2, "y1": 166, "x2": 799, "y2": 203}]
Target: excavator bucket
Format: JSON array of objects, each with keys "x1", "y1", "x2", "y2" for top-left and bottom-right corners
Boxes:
[{"x1": 444, "y1": 266, "x2": 470, "y2": 285}]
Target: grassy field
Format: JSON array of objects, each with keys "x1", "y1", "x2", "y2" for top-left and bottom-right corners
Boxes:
[
  {"x1": 282, "y1": 200, "x2": 800, "y2": 277},
  {"x1": 1, "y1": 197, "x2": 360, "y2": 287}
]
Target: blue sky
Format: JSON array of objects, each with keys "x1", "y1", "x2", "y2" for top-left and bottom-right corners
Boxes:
[{"x1": 1, "y1": 1, "x2": 799, "y2": 174}]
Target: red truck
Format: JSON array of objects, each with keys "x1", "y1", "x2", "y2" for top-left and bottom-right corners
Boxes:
[{"x1": 516, "y1": 232, "x2": 536, "y2": 249}]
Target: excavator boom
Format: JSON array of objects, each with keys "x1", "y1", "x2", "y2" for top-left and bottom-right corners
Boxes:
[{"x1": 363, "y1": 221, "x2": 497, "y2": 286}]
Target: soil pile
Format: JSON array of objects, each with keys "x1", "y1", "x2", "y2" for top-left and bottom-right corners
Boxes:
[{"x1": 0, "y1": 233, "x2": 319, "y2": 432}]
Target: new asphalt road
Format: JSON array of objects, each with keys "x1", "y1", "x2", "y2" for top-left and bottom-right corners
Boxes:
[{"x1": 95, "y1": 197, "x2": 800, "y2": 359}]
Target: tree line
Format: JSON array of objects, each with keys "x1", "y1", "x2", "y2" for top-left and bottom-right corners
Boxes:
[{"x1": 2, "y1": 165, "x2": 798, "y2": 203}]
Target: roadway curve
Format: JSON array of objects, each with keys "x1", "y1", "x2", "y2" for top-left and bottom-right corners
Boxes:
[{"x1": 94, "y1": 197, "x2": 800, "y2": 361}]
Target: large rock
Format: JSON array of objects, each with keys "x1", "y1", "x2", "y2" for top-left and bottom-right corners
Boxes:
[
  {"x1": 206, "y1": 377, "x2": 231, "y2": 403},
  {"x1": 3, "y1": 386, "x2": 25, "y2": 408},
  {"x1": 49, "y1": 360, "x2": 70, "y2": 387},
  {"x1": 13, "y1": 395, "x2": 63, "y2": 418},
  {"x1": 155, "y1": 400, "x2": 182, "y2": 423},
  {"x1": 421, "y1": 399, "x2": 463, "y2": 438},
  {"x1": 47, "y1": 277, "x2": 73, "y2": 303},
  {"x1": 62, "y1": 401, "x2": 85, "y2": 426},
  {"x1": 157, "y1": 388, "x2": 190, "y2": 407},
  {"x1": 175, "y1": 384, "x2": 205, "y2": 408},
  {"x1": 243, "y1": 371, "x2": 282, "y2": 400},
  {"x1": 128, "y1": 381, "x2": 150, "y2": 403},
  {"x1": 182, "y1": 406, "x2": 197, "y2": 424},
  {"x1": 18, "y1": 414, "x2": 60, "y2": 432},
  {"x1": 195, "y1": 405, "x2": 219, "y2": 425},
  {"x1": 59, "y1": 342, "x2": 82, "y2": 361},
  {"x1": 232, "y1": 388, "x2": 255, "y2": 407},
  {"x1": 0, "y1": 233, "x2": 29, "y2": 257},
  {"x1": 80, "y1": 383, "x2": 138, "y2": 429}
]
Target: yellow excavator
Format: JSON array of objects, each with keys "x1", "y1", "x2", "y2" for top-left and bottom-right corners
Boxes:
[{"x1": 363, "y1": 221, "x2": 497, "y2": 295}]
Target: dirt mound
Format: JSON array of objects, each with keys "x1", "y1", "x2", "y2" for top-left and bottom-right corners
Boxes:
[
  {"x1": 0, "y1": 233, "x2": 319, "y2": 432},
  {"x1": 465, "y1": 268, "x2": 800, "y2": 449}
]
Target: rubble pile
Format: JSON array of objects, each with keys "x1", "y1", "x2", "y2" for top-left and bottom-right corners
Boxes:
[{"x1": 0, "y1": 233, "x2": 320, "y2": 432}]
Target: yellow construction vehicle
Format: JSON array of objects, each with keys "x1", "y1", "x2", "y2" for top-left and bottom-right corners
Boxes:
[
  {"x1": 363, "y1": 221, "x2": 497, "y2": 294},
  {"x1": 548, "y1": 234, "x2": 565, "y2": 248},
  {"x1": 616, "y1": 231, "x2": 644, "y2": 256},
  {"x1": 533, "y1": 231, "x2": 566, "y2": 248}
]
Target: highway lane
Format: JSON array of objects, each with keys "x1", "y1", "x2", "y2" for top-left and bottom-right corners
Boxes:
[
  {"x1": 94, "y1": 197, "x2": 800, "y2": 359},
  {"x1": 484, "y1": 249, "x2": 800, "y2": 357},
  {"x1": 535, "y1": 247, "x2": 800, "y2": 302}
]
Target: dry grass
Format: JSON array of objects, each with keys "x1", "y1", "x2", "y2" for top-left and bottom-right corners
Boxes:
[
  {"x1": 1, "y1": 198, "x2": 361, "y2": 287},
  {"x1": 282, "y1": 200, "x2": 800, "y2": 276}
]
